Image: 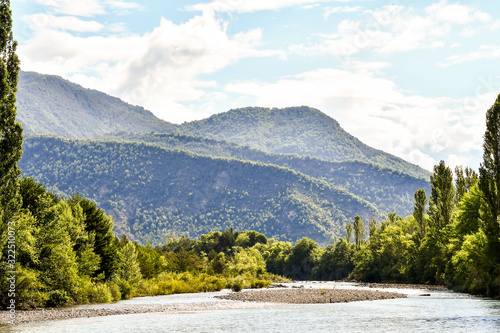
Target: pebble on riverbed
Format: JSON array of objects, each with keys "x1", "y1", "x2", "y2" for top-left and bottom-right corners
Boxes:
[{"x1": 217, "y1": 288, "x2": 406, "y2": 304}]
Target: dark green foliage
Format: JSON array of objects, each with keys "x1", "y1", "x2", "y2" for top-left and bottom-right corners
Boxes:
[
  {"x1": 455, "y1": 166, "x2": 478, "y2": 205},
  {"x1": 46, "y1": 290, "x2": 70, "y2": 308},
  {"x1": 345, "y1": 222, "x2": 352, "y2": 244},
  {"x1": 179, "y1": 106, "x2": 429, "y2": 179},
  {"x1": 353, "y1": 215, "x2": 365, "y2": 249},
  {"x1": 0, "y1": 0, "x2": 23, "y2": 240},
  {"x1": 428, "y1": 161, "x2": 455, "y2": 233},
  {"x1": 313, "y1": 239, "x2": 354, "y2": 280},
  {"x1": 16, "y1": 71, "x2": 176, "y2": 138},
  {"x1": 70, "y1": 197, "x2": 118, "y2": 280},
  {"x1": 20, "y1": 136, "x2": 380, "y2": 245},
  {"x1": 231, "y1": 281, "x2": 243, "y2": 292},
  {"x1": 284, "y1": 238, "x2": 321, "y2": 280},
  {"x1": 413, "y1": 189, "x2": 427, "y2": 239},
  {"x1": 104, "y1": 132, "x2": 430, "y2": 217}
]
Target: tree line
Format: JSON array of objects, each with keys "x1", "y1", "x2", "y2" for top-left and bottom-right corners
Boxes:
[{"x1": 2, "y1": 0, "x2": 500, "y2": 310}]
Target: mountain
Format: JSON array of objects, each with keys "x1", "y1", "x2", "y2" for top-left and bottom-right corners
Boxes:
[
  {"x1": 16, "y1": 72, "x2": 428, "y2": 180},
  {"x1": 179, "y1": 106, "x2": 429, "y2": 179},
  {"x1": 20, "y1": 135, "x2": 381, "y2": 245},
  {"x1": 16, "y1": 71, "x2": 176, "y2": 138},
  {"x1": 102, "y1": 132, "x2": 430, "y2": 217},
  {"x1": 15, "y1": 72, "x2": 431, "y2": 244}
]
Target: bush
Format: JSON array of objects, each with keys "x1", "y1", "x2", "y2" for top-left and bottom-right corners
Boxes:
[
  {"x1": 116, "y1": 278, "x2": 134, "y2": 300},
  {"x1": 250, "y1": 279, "x2": 269, "y2": 289},
  {"x1": 87, "y1": 283, "x2": 113, "y2": 304},
  {"x1": 46, "y1": 290, "x2": 70, "y2": 307},
  {"x1": 107, "y1": 281, "x2": 122, "y2": 302},
  {"x1": 231, "y1": 281, "x2": 243, "y2": 292}
]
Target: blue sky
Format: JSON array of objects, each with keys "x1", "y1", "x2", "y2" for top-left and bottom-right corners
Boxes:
[{"x1": 11, "y1": 0, "x2": 500, "y2": 171}]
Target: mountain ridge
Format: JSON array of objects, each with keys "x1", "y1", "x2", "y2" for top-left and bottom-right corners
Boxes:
[
  {"x1": 16, "y1": 71, "x2": 429, "y2": 179},
  {"x1": 17, "y1": 71, "x2": 176, "y2": 138},
  {"x1": 101, "y1": 132, "x2": 430, "y2": 216},
  {"x1": 178, "y1": 106, "x2": 429, "y2": 179},
  {"x1": 20, "y1": 135, "x2": 381, "y2": 244}
]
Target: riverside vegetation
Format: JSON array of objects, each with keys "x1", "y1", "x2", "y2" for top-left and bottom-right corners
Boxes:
[{"x1": 2, "y1": 0, "x2": 500, "y2": 311}]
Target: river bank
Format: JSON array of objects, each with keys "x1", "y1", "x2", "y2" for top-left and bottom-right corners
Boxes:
[{"x1": 0, "y1": 283, "x2": 412, "y2": 325}]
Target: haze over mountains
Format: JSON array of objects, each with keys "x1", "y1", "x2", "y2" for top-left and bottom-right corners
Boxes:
[{"x1": 16, "y1": 71, "x2": 431, "y2": 244}]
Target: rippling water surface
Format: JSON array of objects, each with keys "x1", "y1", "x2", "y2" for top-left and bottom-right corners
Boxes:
[{"x1": 2, "y1": 282, "x2": 500, "y2": 333}]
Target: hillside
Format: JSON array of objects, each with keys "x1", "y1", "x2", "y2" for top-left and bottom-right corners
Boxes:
[
  {"x1": 103, "y1": 132, "x2": 430, "y2": 216},
  {"x1": 179, "y1": 106, "x2": 429, "y2": 179},
  {"x1": 16, "y1": 73, "x2": 428, "y2": 180},
  {"x1": 20, "y1": 135, "x2": 381, "y2": 245},
  {"x1": 16, "y1": 71, "x2": 176, "y2": 137}
]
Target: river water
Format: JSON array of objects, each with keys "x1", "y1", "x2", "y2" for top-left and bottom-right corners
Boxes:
[{"x1": 2, "y1": 282, "x2": 500, "y2": 332}]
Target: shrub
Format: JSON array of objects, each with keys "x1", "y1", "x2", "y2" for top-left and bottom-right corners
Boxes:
[
  {"x1": 250, "y1": 279, "x2": 269, "y2": 289},
  {"x1": 107, "y1": 281, "x2": 122, "y2": 302},
  {"x1": 116, "y1": 278, "x2": 134, "y2": 300},
  {"x1": 46, "y1": 290, "x2": 70, "y2": 307},
  {"x1": 87, "y1": 283, "x2": 113, "y2": 304},
  {"x1": 231, "y1": 281, "x2": 243, "y2": 292}
]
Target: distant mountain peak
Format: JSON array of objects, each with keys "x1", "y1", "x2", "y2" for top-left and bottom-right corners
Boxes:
[{"x1": 17, "y1": 71, "x2": 176, "y2": 138}]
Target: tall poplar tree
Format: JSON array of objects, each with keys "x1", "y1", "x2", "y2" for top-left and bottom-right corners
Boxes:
[
  {"x1": 478, "y1": 94, "x2": 500, "y2": 258},
  {"x1": 479, "y1": 95, "x2": 500, "y2": 231},
  {"x1": 0, "y1": 0, "x2": 23, "y2": 241},
  {"x1": 428, "y1": 160, "x2": 455, "y2": 234},
  {"x1": 413, "y1": 189, "x2": 427, "y2": 239},
  {"x1": 353, "y1": 215, "x2": 365, "y2": 249}
]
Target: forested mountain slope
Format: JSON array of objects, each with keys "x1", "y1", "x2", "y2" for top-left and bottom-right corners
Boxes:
[
  {"x1": 103, "y1": 132, "x2": 430, "y2": 216},
  {"x1": 16, "y1": 72, "x2": 428, "y2": 181},
  {"x1": 179, "y1": 106, "x2": 429, "y2": 179},
  {"x1": 16, "y1": 71, "x2": 176, "y2": 137},
  {"x1": 20, "y1": 135, "x2": 380, "y2": 245}
]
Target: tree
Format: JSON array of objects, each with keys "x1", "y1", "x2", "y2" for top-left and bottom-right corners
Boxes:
[
  {"x1": 413, "y1": 189, "x2": 427, "y2": 239},
  {"x1": 479, "y1": 94, "x2": 500, "y2": 239},
  {"x1": 71, "y1": 197, "x2": 118, "y2": 279},
  {"x1": 428, "y1": 161, "x2": 455, "y2": 233},
  {"x1": 0, "y1": 0, "x2": 23, "y2": 252},
  {"x1": 455, "y1": 166, "x2": 478, "y2": 205},
  {"x1": 353, "y1": 215, "x2": 365, "y2": 249},
  {"x1": 368, "y1": 218, "x2": 377, "y2": 239},
  {"x1": 345, "y1": 222, "x2": 352, "y2": 244}
]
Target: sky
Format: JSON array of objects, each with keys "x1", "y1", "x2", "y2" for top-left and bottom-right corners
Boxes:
[{"x1": 11, "y1": 0, "x2": 500, "y2": 172}]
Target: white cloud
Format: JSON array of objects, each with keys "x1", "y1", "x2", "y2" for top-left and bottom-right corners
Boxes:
[
  {"x1": 19, "y1": 11, "x2": 283, "y2": 123},
  {"x1": 35, "y1": 0, "x2": 106, "y2": 17},
  {"x1": 324, "y1": 6, "x2": 362, "y2": 19},
  {"x1": 442, "y1": 45, "x2": 500, "y2": 66},
  {"x1": 426, "y1": 0, "x2": 490, "y2": 24},
  {"x1": 24, "y1": 14, "x2": 105, "y2": 32},
  {"x1": 34, "y1": 0, "x2": 143, "y2": 17},
  {"x1": 224, "y1": 64, "x2": 487, "y2": 171},
  {"x1": 292, "y1": 1, "x2": 494, "y2": 57},
  {"x1": 106, "y1": 1, "x2": 143, "y2": 10},
  {"x1": 187, "y1": 0, "x2": 332, "y2": 13}
]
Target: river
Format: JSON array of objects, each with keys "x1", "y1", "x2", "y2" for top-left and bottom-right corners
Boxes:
[{"x1": 2, "y1": 282, "x2": 500, "y2": 332}]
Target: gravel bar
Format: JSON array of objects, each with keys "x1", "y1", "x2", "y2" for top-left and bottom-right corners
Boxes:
[
  {"x1": 0, "y1": 302, "x2": 272, "y2": 325},
  {"x1": 217, "y1": 288, "x2": 406, "y2": 304}
]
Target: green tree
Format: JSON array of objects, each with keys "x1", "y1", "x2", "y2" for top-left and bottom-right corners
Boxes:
[
  {"x1": 117, "y1": 242, "x2": 142, "y2": 285},
  {"x1": 0, "y1": 0, "x2": 23, "y2": 256},
  {"x1": 479, "y1": 94, "x2": 500, "y2": 242},
  {"x1": 285, "y1": 237, "x2": 322, "y2": 280},
  {"x1": 368, "y1": 218, "x2": 377, "y2": 238},
  {"x1": 413, "y1": 189, "x2": 428, "y2": 239},
  {"x1": 71, "y1": 197, "x2": 118, "y2": 279},
  {"x1": 353, "y1": 215, "x2": 365, "y2": 249},
  {"x1": 455, "y1": 166, "x2": 478, "y2": 205},
  {"x1": 345, "y1": 222, "x2": 352, "y2": 244},
  {"x1": 428, "y1": 161, "x2": 455, "y2": 233}
]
